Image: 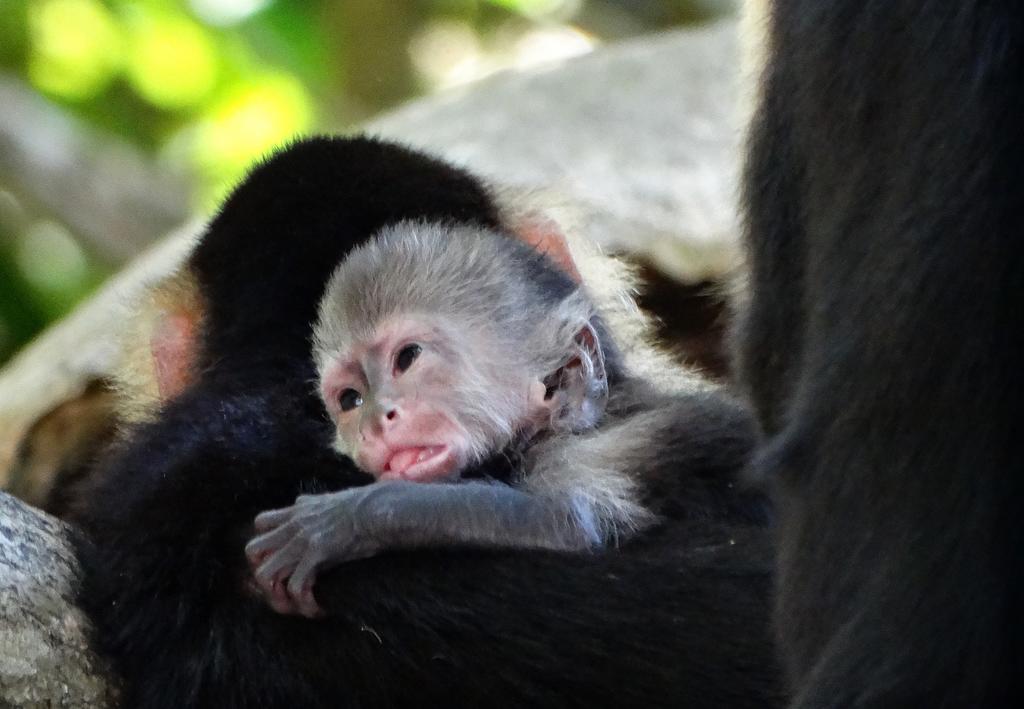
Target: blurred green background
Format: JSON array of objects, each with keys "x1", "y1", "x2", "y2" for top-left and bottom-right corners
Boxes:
[{"x1": 0, "y1": 0, "x2": 733, "y2": 366}]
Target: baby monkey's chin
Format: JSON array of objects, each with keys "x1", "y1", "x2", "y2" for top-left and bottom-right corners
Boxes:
[{"x1": 377, "y1": 445, "x2": 460, "y2": 483}]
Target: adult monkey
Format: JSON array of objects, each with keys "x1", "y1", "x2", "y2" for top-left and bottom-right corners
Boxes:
[
  {"x1": 72, "y1": 136, "x2": 781, "y2": 708},
  {"x1": 737, "y1": 1, "x2": 1023, "y2": 705}
]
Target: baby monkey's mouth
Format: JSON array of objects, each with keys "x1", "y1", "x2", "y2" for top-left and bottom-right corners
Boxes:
[{"x1": 380, "y1": 445, "x2": 453, "y2": 482}]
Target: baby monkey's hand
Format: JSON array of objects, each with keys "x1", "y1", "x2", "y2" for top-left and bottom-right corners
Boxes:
[{"x1": 245, "y1": 484, "x2": 404, "y2": 617}]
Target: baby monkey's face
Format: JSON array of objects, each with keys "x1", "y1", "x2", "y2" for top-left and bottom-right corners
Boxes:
[{"x1": 319, "y1": 316, "x2": 554, "y2": 483}]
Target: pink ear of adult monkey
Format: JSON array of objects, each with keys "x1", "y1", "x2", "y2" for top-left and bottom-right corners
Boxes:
[{"x1": 513, "y1": 215, "x2": 584, "y2": 283}]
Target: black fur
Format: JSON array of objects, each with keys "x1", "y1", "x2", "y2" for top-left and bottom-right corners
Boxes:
[
  {"x1": 71, "y1": 136, "x2": 781, "y2": 708},
  {"x1": 192, "y1": 135, "x2": 503, "y2": 361},
  {"x1": 737, "y1": 2, "x2": 1024, "y2": 706}
]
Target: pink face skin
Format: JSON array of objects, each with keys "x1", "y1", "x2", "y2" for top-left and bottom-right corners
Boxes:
[{"x1": 321, "y1": 318, "x2": 548, "y2": 483}]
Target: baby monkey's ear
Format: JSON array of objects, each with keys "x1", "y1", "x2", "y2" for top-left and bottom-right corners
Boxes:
[
  {"x1": 512, "y1": 215, "x2": 582, "y2": 283},
  {"x1": 532, "y1": 322, "x2": 608, "y2": 433}
]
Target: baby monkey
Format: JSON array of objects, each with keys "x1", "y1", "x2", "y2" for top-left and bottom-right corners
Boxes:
[{"x1": 248, "y1": 222, "x2": 731, "y2": 617}]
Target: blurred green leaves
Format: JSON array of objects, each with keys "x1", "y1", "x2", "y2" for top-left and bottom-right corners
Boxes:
[
  {"x1": 6, "y1": 0, "x2": 320, "y2": 208},
  {"x1": 1, "y1": 0, "x2": 326, "y2": 365},
  {"x1": 125, "y1": 8, "x2": 219, "y2": 109},
  {"x1": 27, "y1": 0, "x2": 123, "y2": 100}
]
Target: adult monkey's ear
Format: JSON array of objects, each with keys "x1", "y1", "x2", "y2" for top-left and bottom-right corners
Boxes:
[
  {"x1": 512, "y1": 214, "x2": 583, "y2": 283},
  {"x1": 151, "y1": 310, "x2": 198, "y2": 400},
  {"x1": 116, "y1": 269, "x2": 204, "y2": 421},
  {"x1": 148, "y1": 270, "x2": 204, "y2": 401}
]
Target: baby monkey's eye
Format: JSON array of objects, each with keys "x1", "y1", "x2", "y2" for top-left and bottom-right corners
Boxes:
[
  {"x1": 339, "y1": 389, "x2": 363, "y2": 412},
  {"x1": 395, "y1": 344, "x2": 422, "y2": 373}
]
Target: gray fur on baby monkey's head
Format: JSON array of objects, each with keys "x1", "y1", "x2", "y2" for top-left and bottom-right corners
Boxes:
[{"x1": 313, "y1": 221, "x2": 610, "y2": 432}]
